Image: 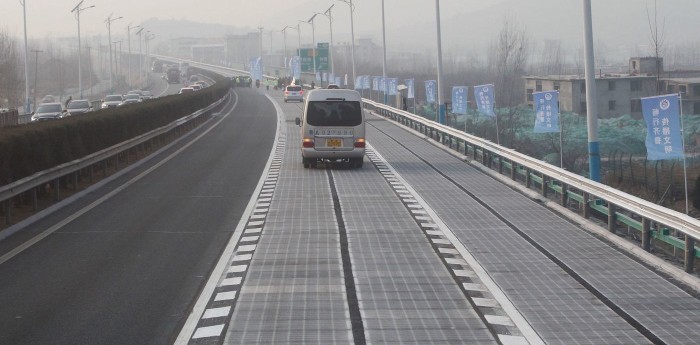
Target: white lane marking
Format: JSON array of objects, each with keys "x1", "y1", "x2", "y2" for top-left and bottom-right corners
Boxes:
[
  {"x1": 240, "y1": 236, "x2": 260, "y2": 243},
  {"x1": 367, "y1": 143, "x2": 546, "y2": 345},
  {"x1": 192, "y1": 325, "x2": 225, "y2": 339},
  {"x1": 473, "y1": 298, "x2": 499, "y2": 308},
  {"x1": 221, "y1": 277, "x2": 242, "y2": 286},
  {"x1": 0, "y1": 93, "x2": 237, "y2": 267},
  {"x1": 214, "y1": 291, "x2": 238, "y2": 302},
  {"x1": 453, "y1": 269, "x2": 477, "y2": 278},
  {"x1": 202, "y1": 306, "x2": 231, "y2": 319},
  {"x1": 438, "y1": 248, "x2": 460, "y2": 255},
  {"x1": 237, "y1": 244, "x2": 256, "y2": 252},
  {"x1": 499, "y1": 335, "x2": 530, "y2": 345},
  {"x1": 486, "y1": 314, "x2": 515, "y2": 326},
  {"x1": 463, "y1": 283, "x2": 487, "y2": 291},
  {"x1": 232, "y1": 254, "x2": 252, "y2": 262},
  {"x1": 426, "y1": 230, "x2": 443, "y2": 236},
  {"x1": 228, "y1": 265, "x2": 248, "y2": 273},
  {"x1": 244, "y1": 228, "x2": 262, "y2": 235},
  {"x1": 173, "y1": 91, "x2": 284, "y2": 345}
]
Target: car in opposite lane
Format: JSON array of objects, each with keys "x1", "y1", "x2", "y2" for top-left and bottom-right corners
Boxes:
[
  {"x1": 179, "y1": 87, "x2": 195, "y2": 94},
  {"x1": 121, "y1": 94, "x2": 142, "y2": 105},
  {"x1": 101, "y1": 95, "x2": 124, "y2": 109},
  {"x1": 31, "y1": 103, "x2": 66, "y2": 122},
  {"x1": 66, "y1": 99, "x2": 92, "y2": 115}
]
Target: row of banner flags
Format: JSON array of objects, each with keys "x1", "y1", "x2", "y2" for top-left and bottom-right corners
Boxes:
[{"x1": 282, "y1": 58, "x2": 685, "y2": 162}]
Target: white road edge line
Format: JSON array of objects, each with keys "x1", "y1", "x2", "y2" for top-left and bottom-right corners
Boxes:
[
  {"x1": 173, "y1": 92, "x2": 284, "y2": 344},
  {"x1": 367, "y1": 143, "x2": 546, "y2": 345},
  {"x1": 0, "y1": 92, "x2": 235, "y2": 266}
]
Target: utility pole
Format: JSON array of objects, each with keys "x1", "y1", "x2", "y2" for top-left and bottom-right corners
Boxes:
[
  {"x1": 72, "y1": 0, "x2": 94, "y2": 99},
  {"x1": 85, "y1": 46, "x2": 92, "y2": 98}
]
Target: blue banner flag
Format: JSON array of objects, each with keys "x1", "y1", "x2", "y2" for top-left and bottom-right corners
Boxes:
[
  {"x1": 363, "y1": 76, "x2": 371, "y2": 90},
  {"x1": 474, "y1": 84, "x2": 496, "y2": 117},
  {"x1": 405, "y1": 79, "x2": 415, "y2": 99},
  {"x1": 249, "y1": 57, "x2": 263, "y2": 81},
  {"x1": 642, "y1": 94, "x2": 684, "y2": 160},
  {"x1": 335, "y1": 76, "x2": 341, "y2": 86},
  {"x1": 425, "y1": 80, "x2": 437, "y2": 104},
  {"x1": 316, "y1": 72, "x2": 321, "y2": 82},
  {"x1": 379, "y1": 77, "x2": 387, "y2": 93},
  {"x1": 388, "y1": 78, "x2": 399, "y2": 96},
  {"x1": 451, "y1": 86, "x2": 468, "y2": 115},
  {"x1": 354, "y1": 76, "x2": 362, "y2": 90},
  {"x1": 290, "y1": 56, "x2": 301, "y2": 80},
  {"x1": 372, "y1": 76, "x2": 380, "y2": 91},
  {"x1": 533, "y1": 91, "x2": 560, "y2": 133}
]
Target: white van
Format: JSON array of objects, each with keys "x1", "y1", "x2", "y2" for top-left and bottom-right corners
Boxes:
[{"x1": 295, "y1": 89, "x2": 366, "y2": 168}]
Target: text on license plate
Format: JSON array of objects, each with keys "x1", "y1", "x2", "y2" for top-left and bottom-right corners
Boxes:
[{"x1": 326, "y1": 139, "x2": 342, "y2": 148}]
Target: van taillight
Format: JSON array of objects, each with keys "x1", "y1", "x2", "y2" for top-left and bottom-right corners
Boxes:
[
  {"x1": 285, "y1": 91, "x2": 289, "y2": 95},
  {"x1": 303, "y1": 138, "x2": 314, "y2": 148},
  {"x1": 354, "y1": 138, "x2": 366, "y2": 148},
  {"x1": 300, "y1": 90, "x2": 304, "y2": 95}
]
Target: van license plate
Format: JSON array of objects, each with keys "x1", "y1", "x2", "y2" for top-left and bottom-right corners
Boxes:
[{"x1": 327, "y1": 139, "x2": 342, "y2": 148}]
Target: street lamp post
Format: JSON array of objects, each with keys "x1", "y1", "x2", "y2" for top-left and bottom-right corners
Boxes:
[
  {"x1": 135, "y1": 28, "x2": 144, "y2": 86},
  {"x1": 20, "y1": 0, "x2": 30, "y2": 113},
  {"x1": 126, "y1": 24, "x2": 140, "y2": 89},
  {"x1": 582, "y1": 0, "x2": 601, "y2": 182},
  {"x1": 72, "y1": 1, "x2": 94, "y2": 100},
  {"x1": 105, "y1": 14, "x2": 123, "y2": 92},
  {"x1": 316, "y1": 4, "x2": 335, "y2": 84},
  {"x1": 435, "y1": 0, "x2": 445, "y2": 124},
  {"x1": 308, "y1": 14, "x2": 318, "y2": 85},
  {"x1": 144, "y1": 33, "x2": 155, "y2": 85},
  {"x1": 258, "y1": 26, "x2": 264, "y2": 79},
  {"x1": 32, "y1": 49, "x2": 42, "y2": 109},
  {"x1": 337, "y1": 0, "x2": 356, "y2": 87},
  {"x1": 282, "y1": 26, "x2": 290, "y2": 76},
  {"x1": 381, "y1": 0, "x2": 387, "y2": 104}
]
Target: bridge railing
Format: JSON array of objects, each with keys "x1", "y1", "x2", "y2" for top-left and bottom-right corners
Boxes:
[{"x1": 364, "y1": 99, "x2": 700, "y2": 272}]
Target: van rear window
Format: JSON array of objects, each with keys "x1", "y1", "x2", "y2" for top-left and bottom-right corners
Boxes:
[
  {"x1": 287, "y1": 86, "x2": 302, "y2": 91},
  {"x1": 307, "y1": 101, "x2": 362, "y2": 127}
]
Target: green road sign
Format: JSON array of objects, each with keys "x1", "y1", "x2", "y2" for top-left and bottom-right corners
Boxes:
[{"x1": 297, "y1": 43, "x2": 330, "y2": 73}]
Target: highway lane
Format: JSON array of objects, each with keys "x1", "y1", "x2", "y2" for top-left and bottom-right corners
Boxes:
[{"x1": 0, "y1": 87, "x2": 277, "y2": 345}]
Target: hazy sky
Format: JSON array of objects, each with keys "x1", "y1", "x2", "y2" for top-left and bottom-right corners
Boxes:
[{"x1": 3, "y1": 0, "x2": 698, "y2": 60}]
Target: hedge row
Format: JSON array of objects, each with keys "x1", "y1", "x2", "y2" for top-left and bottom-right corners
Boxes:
[{"x1": 0, "y1": 72, "x2": 230, "y2": 185}]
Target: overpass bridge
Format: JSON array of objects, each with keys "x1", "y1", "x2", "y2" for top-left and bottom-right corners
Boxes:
[{"x1": 0, "y1": 61, "x2": 698, "y2": 345}]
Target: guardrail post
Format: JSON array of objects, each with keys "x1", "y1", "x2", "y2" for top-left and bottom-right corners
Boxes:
[
  {"x1": 511, "y1": 161, "x2": 517, "y2": 180},
  {"x1": 32, "y1": 188, "x2": 38, "y2": 211},
  {"x1": 542, "y1": 175, "x2": 548, "y2": 197},
  {"x1": 608, "y1": 203, "x2": 616, "y2": 233},
  {"x1": 685, "y1": 236, "x2": 695, "y2": 273},
  {"x1": 72, "y1": 172, "x2": 78, "y2": 190},
  {"x1": 498, "y1": 157, "x2": 504, "y2": 174},
  {"x1": 525, "y1": 168, "x2": 532, "y2": 188},
  {"x1": 641, "y1": 218, "x2": 651, "y2": 252},
  {"x1": 4, "y1": 199, "x2": 11, "y2": 225},
  {"x1": 583, "y1": 193, "x2": 591, "y2": 219},
  {"x1": 561, "y1": 183, "x2": 568, "y2": 206},
  {"x1": 54, "y1": 178, "x2": 60, "y2": 201}
]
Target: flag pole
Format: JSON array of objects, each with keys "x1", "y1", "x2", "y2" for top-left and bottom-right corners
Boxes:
[{"x1": 679, "y1": 92, "x2": 689, "y2": 215}]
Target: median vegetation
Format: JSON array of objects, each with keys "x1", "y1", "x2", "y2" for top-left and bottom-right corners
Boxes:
[{"x1": 0, "y1": 70, "x2": 229, "y2": 185}]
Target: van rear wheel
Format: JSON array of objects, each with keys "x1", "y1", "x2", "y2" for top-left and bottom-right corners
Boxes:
[
  {"x1": 302, "y1": 158, "x2": 311, "y2": 169},
  {"x1": 350, "y1": 158, "x2": 363, "y2": 168}
]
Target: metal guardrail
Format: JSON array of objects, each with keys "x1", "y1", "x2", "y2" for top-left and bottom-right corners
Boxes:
[
  {"x1": 364, "y1": 99, "x2": 700, "y2": 271},
  {"x1": 0, "y1": 95, "x2": 227, "y2": 224}
]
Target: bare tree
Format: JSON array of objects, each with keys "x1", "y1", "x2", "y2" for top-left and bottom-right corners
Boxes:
[
  {"x1": 647, "y1": 0, "x2": 665, "y2": 94},
  {"x1": 0, "y1": 28, "x2": 22, "y2": 109},
  {"x1": 487, "y1": 15, "x2": 530, "y2": 147}
]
